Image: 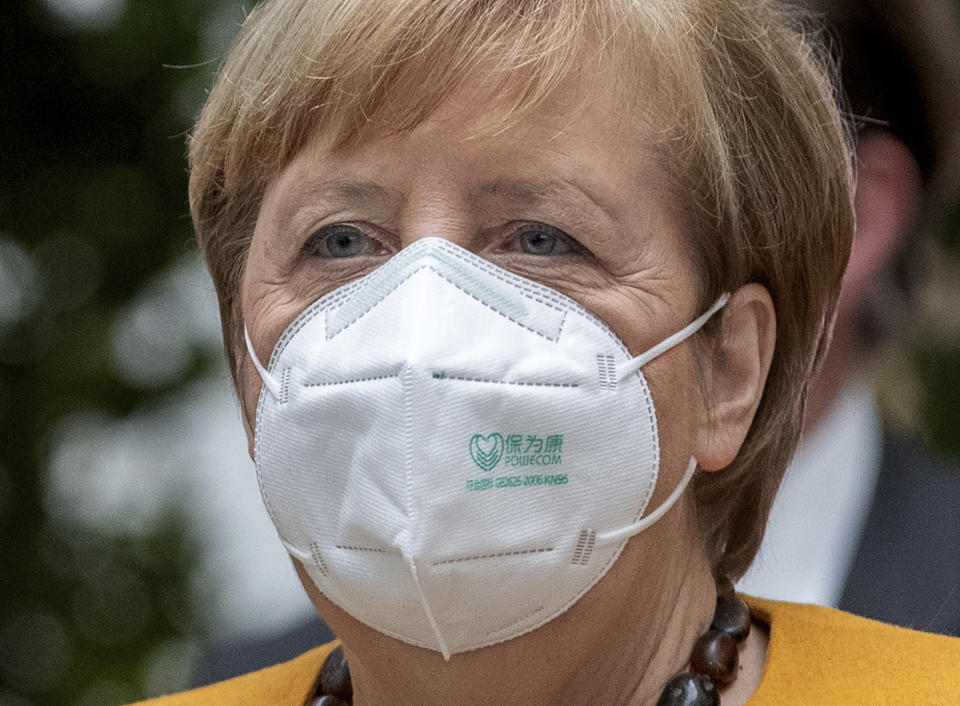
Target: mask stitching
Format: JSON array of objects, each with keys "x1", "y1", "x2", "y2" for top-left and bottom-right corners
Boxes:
[
  {"x1": 272, "y1": 259, "x2": 557, "y2": 370},
  {"x1": 571, "y1": 529, "x2": 597, "y2": 566},
  {"x1": 431, "y1": 238, "x2": 585, "y2": 313},
  {"x1": 484, "y1": 606, "x2": 545, "y2": 639},
  {"x1": 278, "y1": 368, "x2": 292, "y2": 405},
  {"x1": 256, "y1": 239, "x2": 668, "y2": 655},
  {"x1": 434, "y1": 375, "x2": 579, "y2": 389},
  {"x1": 432, "y1": 547, "x2": 554, "y2": 566},
  {"x1": 304, "y1": 373, "x2": 401, "y2": 388},
  {"x1": 309, "y1": 543, "x2": 330, "y2": 576},
  {"x1": 259, "y1": 347, "x2": 658, "y2": 654},
  {"x1": 302, "y1": 549, "x2": 551, "y2": 656},
  {"x1": 555, "y1": 310, "x2": 569, "y2": 340},
  {"x1": 426, "y1": 240, "x2": 625, "y2": 337},
  {"x1": 257, "y1": 246, "x2": 431, "y2": 387},
  {"x1": 637, "y1": 373, "x2": 659, "y2": 521},
  {"x1": 298, "y1": 553, "x2": 465, "y2": 653},
  {"x1": 266, "y1": 239, "x2": 633, "y2": 369},
  {"x1": 474, "y1": 543, "x2": 625, "y2": 653},
  {"x1": 266, "y1": 281, "x2": 365, "y2": 369},
  {"x1": 336, "y1": 545, "x2": 393, "y2": 553},
  {"x1": 253, "y1": 374, "x2": 282, "y2": 534},
  {"x1": 596, "y1": 355, "x2": 618, "y2": 391},
  {"x1": 303, "y1": 567, "x2": 439, "y2": 651},
  {"x1": 328, "y1": 265, "x2": 566, "y2": 343},
  {"x1": 259, "y1": 354, "x2": 658, "y2": 653},
  {"x1": 460, "y1": 374, "x2": 659, "y2": 654},
  {"x1": 300, "y1": 378, "x2": 658, "y2": 657}
]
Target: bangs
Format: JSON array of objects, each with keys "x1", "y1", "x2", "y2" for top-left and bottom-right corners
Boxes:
[{"x1": 209, "y1": 0, "x2": 650, "y2": 193}]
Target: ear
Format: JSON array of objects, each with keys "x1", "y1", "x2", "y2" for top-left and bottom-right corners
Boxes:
[
  {"x1": 694, "y1": 283, "x2": 776, "y2": 471},
  {"x1": 842, "y1": 132, "x2": 922, "y2": 302}
]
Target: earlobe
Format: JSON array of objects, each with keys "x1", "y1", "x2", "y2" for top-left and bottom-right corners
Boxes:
[{"x1": 695, "y1": 284, "x2": 776, "y2": 472}]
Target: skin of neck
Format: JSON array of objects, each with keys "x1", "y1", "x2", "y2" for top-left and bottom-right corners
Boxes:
[{"x1": 294, "y1": 493, "x2": 721, "y2": 705}]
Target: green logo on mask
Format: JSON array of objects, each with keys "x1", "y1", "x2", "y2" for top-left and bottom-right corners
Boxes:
[{"x1": 469, "y1": 433, "x2": 504, "y2": 471}]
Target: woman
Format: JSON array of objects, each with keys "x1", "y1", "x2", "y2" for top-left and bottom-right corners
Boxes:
[{"x1": 142, "y1": 0, "x2": 960, "y2": 703}]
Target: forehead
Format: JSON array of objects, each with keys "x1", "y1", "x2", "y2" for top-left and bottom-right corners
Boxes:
[
  {"x1": 309, "y1": 40, "x2": 653, "y2": 156},
  {"x1": 263, "y1": 60, "x2": 666, "y2": 227}
]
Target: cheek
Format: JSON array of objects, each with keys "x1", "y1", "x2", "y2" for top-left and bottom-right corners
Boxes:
[
  {"x1": 564, "y1": 284, "x2": 703, "y2": 459},
  {"x1": 237, "y1": 248, "x2": 312, "y2": 433},
  {"x1": 644, "y1": 350, "x2": 700, "y2": 443},
  {"x1": 558, "y1": 282, "x2": 670, "y2": 358},
  {"x1": 241, "y1": 250, "x2": 316, "y2": 369}
]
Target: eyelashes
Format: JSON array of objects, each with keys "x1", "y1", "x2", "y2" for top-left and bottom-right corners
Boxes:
[
  {"x1": 509, "y1": 223, "x2": 583, "y2": 256},
  {"x1": 300, "y1": 224, "x2": 387, "y2": 259},
  {"x1": 300, "y1": 222, "x2": 586, "y2": 260}
]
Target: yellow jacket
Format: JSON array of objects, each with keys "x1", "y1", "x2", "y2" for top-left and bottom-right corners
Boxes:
[{"x1": 137, "y1": 598, "x2": 960, "y2": 705}]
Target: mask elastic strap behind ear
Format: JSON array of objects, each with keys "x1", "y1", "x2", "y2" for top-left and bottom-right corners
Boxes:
[
  {"x1": 244, "y1": 326, "x2": 281, "y2": 399},
  {"x1": 594, "y1": 456, "x2": 698, "y2": 547},
  {"x1": 616, "y1": 293, "x2": 730, "y2": 382}
]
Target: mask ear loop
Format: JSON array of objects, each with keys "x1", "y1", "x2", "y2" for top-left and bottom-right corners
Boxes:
[
  {"x1": 597, "y1": 294, "x2": 729, "y2": 545},
  {"x1": 616, "y1": 293, "x2": 731, "y2": 382},
  {"x1": 244, "y1": 326, "x2": 281, "y2": 399},
  {"x1": 595, "y1": 456, "x2": 699, "y2": 546}
]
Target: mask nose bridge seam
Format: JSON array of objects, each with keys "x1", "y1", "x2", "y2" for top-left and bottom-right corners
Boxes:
[
  {"x1": 428, "y1": 267, "x2": 563, "y2": 342},
  {"x1": 330, "y1": 259, "x2": 566, "y2": 343}
]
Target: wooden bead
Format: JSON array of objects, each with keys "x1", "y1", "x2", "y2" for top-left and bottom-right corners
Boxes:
[
  {"x1": 310, "y1": 696, "x2": 350, "y2": 706},
  {"x1": 711, "y1": 593, "x2": 751, "y2": 642},
  {"x1": 656, "y1": 673, "x2": 720, "y2": 706},
  {"x1": 319, "y1": 646, "x2": 353, "y2": 699},
  {"x1": 690, "y1": 630, "x2": 739, "y2": 685}
]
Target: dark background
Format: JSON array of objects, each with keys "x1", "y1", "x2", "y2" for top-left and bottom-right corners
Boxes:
[{"x1": 1, "y1": 0, "x2": 959, "y2": 703}]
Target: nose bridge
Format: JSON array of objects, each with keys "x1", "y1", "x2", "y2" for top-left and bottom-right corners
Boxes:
[{"x1": 397, "y1": 180, "x2": 477, "y2": 251}]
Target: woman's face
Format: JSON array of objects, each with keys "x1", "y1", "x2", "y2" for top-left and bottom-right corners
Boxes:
[
  {"x1": 242, "y1": 72, "x2": 707, "y2": 455},
  {"x1": 240, "y1": 71, "x2": 716, "y2": 641}
]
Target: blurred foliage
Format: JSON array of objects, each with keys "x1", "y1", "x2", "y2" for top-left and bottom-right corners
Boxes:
[
  {"x1": 942, "y1": 201, "x2": 960, "y2": 257},
  {"x1": 0, "y1": 0, "x2": 958, "y2": 704},
  {"x1": 0, "y1": 0, "x2": 242, "y2": 702},
  {"x1": 914, "y1": 342, "x2": 960, "y2": 459}
]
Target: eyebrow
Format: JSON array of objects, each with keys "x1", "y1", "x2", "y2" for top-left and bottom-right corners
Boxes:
[
  {"x1": 471, "y1": 178, "x2": 614, "y2": 220},
  {"x1": 272, "y1": 175, "x2": 618, "y2": 238},
  {"x1": 273, "y1": 179, "x2": 402, "y2": 235}
]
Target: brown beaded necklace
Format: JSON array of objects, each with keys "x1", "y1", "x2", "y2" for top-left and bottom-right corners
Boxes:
[
  {"x1": 656, "y1": 578, "x2": 751, "y2": 706},
  {"x1": 308, "y1": 578, "x2": 751, "y2": 706}
]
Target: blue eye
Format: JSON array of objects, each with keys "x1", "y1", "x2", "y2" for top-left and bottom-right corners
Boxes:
[
  {"x1": 303, "y1": 225, "x2": 375, "y2": 258},
  {"x1": 516, "y1": 225, "x2": 575, "y2": 256},
  {"x1": 325, "y1": 230, "x2": 364, "y2": 258}
]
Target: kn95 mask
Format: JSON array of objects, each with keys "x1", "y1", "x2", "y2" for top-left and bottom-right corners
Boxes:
[{"x1": 246, "y1": 237, "x2": 728, "y2": 659}]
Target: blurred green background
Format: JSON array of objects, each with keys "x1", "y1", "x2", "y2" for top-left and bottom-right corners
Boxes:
[{"x1": 0, "y1": 0, "x2": 958, "y2": 704}]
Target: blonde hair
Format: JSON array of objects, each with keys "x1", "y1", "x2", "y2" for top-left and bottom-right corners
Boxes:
[{"x1": 189, "y1": 0, "x2": 854, "y2": 579}]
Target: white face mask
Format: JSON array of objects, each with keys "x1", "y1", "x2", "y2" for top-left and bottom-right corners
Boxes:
[{"x1": 247, "y1": 237, "x2": 728, "y2": 659}]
